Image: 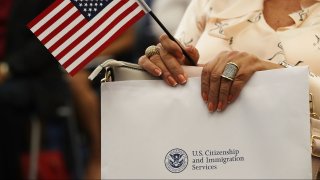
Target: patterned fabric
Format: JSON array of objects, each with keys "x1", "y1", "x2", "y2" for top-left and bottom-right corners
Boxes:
[{"x1": 175, "y1": 0, "x2": 320, "y2": 75}]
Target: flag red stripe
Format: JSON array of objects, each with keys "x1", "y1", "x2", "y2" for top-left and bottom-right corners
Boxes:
[
  {"x1": 62, "y1": 2, "x2": 139, "y2": 68},
  {"x1": 27, "y1": 0, "x2": 64, "y2": 29},
  {"x1": 48, "y1": 18, "x2": 87, "y2": 52},
  {"x1": 55, "y1": 0, "x2": 128, "y2": 61},
  {"x1": 41, "y1": 11, "x2": 82, "y2": 45},
  {"x1": 34, "y1": 2, "x2": 74, "y2": 37},
  {"x1": 69, "y1": 11, "x2": 145, "y2": 76}
]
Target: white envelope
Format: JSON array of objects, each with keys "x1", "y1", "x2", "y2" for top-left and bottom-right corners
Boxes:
[{"x1": 101, "y1": 67, "x2": 311, "y2": 179}]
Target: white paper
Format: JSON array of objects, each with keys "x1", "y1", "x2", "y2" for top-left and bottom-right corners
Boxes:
[{"x1": 101, "y1": 67, "x2": 311, "y2": 179}]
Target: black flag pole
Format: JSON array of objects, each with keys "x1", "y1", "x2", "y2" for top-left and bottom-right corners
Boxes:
[{"x1": 137, "y1": 0, "x2": 196, "y2": 66}]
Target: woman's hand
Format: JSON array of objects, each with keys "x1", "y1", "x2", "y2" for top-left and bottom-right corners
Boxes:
[
  {"x1": 201, "y1": 51, "x2": 283, "y2": 112},
  {"x1": 138, "y1": 34, "x2": 199, "y2": 87}
]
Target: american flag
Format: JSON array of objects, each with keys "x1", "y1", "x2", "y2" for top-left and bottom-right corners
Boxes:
[{"x1": 27, "y1": 0, "x2": 148, "y2": 76}]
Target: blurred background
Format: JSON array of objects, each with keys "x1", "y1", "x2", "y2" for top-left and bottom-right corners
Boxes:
[{"x1": 0, "y1": 0, "x2": 190, "y2": 179}]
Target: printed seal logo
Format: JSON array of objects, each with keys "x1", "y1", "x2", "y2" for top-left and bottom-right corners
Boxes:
[{"x1": 164, "y1": 148, "x2": 188, "y2": 173}]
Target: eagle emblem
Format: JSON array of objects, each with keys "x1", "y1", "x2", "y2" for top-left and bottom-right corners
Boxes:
[
  {"x1": 169, "y1": 153, "x2": 185, "y2": 168},
  {"x1": 165, "y1": 148, "x2": 188, "y2": 173}
]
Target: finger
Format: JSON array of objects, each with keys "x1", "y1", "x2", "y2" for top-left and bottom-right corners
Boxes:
[
  {"x1": 201, "y1": 64, "x2": 212, "y2": 103},
  {"x1": 228, "y1": 69, "x2": 253, "y2": 104},
  {"x1": 159, "y1": 44, "x2": 187, "y2": 85},
  {"x1": 138, "y1": 55, "x2": 162, "y2": 77},
  {"x1": 160, "y1": 34, "x2": 199, "y2": 65},
  {"x1": 217, "y1": 77, "x2": 233, "y2": 112},
  {"x1": 227, "y1": 53, "x2": 256, "y2": 104},
  {"x1": 159, "y1": 34, "x2": 184, "y2": 61},
  {"x1": 183, "y1": 45, "x2": 200, "y2": 65},
  {"x1": 228, "y1": 79, "x2": 245, "y2": 104},
  {"x1": 149, "y1": 52, "x2": 178, "y2": 87},
  {"x1": 206, "y1": 51, "x2": 238, "y2": 112},
  {"x1": 207, "y1": 65, "x2": 223, "y2": 112},
  {"x1": 201, "y1": 53, "x2": 226, "y2": 112}
]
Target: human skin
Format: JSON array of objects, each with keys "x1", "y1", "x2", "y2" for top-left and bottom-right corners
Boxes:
[{"x1": 139, "y1": 0, "x2": 310, "y2": 112}]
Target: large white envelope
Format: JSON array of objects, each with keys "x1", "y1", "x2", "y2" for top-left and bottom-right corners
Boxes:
[{"x1": 101, "y1": 67, "x2": 311, "y2": 179}]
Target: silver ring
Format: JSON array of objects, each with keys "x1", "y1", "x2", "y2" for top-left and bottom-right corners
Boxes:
[
  {"x1": 221, "y1": 62, "x2": 239, "y2": 81},
  {"x1": 145, "y1": 45, "x2": 160, "y2": 59}
]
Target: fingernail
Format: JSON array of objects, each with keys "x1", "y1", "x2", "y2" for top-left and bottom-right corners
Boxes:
[
  {"x1": 178, "y1": 74, "x2": 187, "y2": 84},
  {"x1": 202, "y1": 93, "x2": 208, "y2": 103},
  {"x1": 154, "y1": 68, "x2": 162, "y2": 76},
  {"x1": 168, "y1": 76, "x2": 178, "y2": 87},
  {"x1": 217, "y1": 102, "x2": 223, "y2": 112},
  {"x1": 208, "y1": 102, "x2": 215, "y2": 112}
]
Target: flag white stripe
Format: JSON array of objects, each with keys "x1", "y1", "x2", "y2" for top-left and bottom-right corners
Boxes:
[
  {"x1": 38, "y1": 7, "x2": 78, "y2": 41},
  {"x1": 45, "y1": 15, "x2": 84, "y2": 49},
  {"x1": 52, "y1": 0, "x2": 120, "y2": 57},
  {"x1": 31, "y1": 0, "x2": 70, "y2": 32},
  {"x1": 66, "y1": 7, "x2": 143, "y2": 72},
  {"x1": 58, "y1": 0, "x2": 135, "y2": 64}
]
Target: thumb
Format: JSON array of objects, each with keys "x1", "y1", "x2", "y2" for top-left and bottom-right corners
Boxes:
[
  {"x1": 183, "y1": 45, "x2": 199, "y2": 65},
  {"x1": 159, "y1": 34, "x2": 184, "y2": 60},
  {"x1": 159, "y1": 34, "x2": 199, "y2": 65}
]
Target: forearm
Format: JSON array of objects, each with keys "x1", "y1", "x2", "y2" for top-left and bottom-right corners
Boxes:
[{"x1": 68, "y1": 72, "x2": 101, "y2": 161}]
